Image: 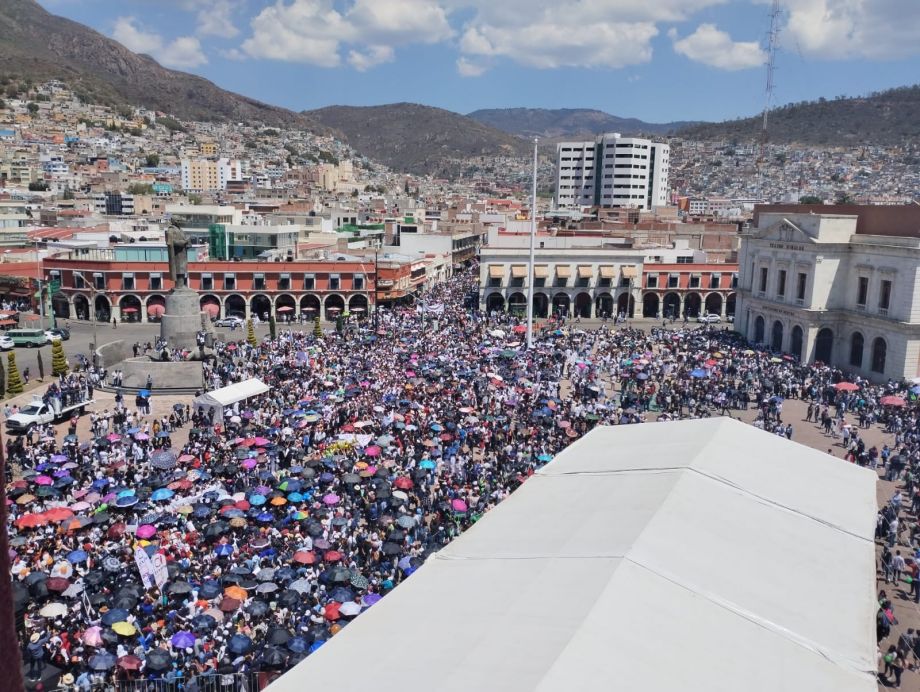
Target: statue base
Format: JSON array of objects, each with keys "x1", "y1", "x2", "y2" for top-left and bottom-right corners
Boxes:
[{"x1": 160, "y1": 287, "x2": 213, "y2": 353}]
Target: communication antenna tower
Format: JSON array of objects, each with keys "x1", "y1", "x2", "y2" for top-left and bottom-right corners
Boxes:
[{"x1": 758, "y1": 0, "x2": 782, "y2": 163}]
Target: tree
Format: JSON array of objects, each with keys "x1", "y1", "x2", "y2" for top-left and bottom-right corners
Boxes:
[
  {"x1": 62, "y1": 187, "x2": 74, "y2": 200},
  {"x1": 28, "y1": 181, "x2": 49, "y2": 191},
  {"x1": 0, "y1": 99, "x2": 5, "y2": 110},
  {"x1": 246, "y1": 319, "x2": 257, "y2": 347},
  {"x1": 798, "y1": 195, "x2": 822, "y2": 204},
  {"x1": 145, "y1": 153, "x2": 160, "y2": 168},
  {"x1": 269, "y1": 315, "x2": 277, "y2": 341},
  {"x1": 51, "y1": 339, "x2": 68, "y2": 376},
  {"x1": 36, "y1": 350, "x2": 45, "y2": 381},
  {"x1": 313, "y1": 316, "x2": 322, "y2": 339},
  {"x1": 26, "y1": 102, "x2": 38, "y2": 115},
  {"x1": 834, "y1": 191, "x2": 855, "y2": 205},
  {"x1": 6, "y1": 352, "x2": 23, "y2": 395},
  {"x1": 127, "y1": 183, "x2": 154, "y2": 195}
]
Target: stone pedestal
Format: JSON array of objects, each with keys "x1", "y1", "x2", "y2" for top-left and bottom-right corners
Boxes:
[{"x1": 160, "y1": 287, "x2": 212, "y2": 351}]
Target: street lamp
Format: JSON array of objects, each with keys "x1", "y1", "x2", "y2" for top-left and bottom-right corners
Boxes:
[{"x1": 72, "y1": 270, "x2": 99, "y2": 361}]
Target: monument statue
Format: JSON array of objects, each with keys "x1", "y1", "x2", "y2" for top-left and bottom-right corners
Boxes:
[{"x1": 166, "y1": 222, "x2": 189, "y2": 290}]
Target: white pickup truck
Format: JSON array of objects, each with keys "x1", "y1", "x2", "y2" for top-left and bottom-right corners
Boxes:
[{"x1": 5, "y1": 396, "x2": 94, "y2": 433}]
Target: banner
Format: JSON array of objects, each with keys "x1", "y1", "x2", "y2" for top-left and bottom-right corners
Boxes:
[
  {"x1": 134, "y1": 547, "x2": 155, "y2": 589},
  {"x1": 151, "y1": 553, "x2": 169, "y2": 589}
]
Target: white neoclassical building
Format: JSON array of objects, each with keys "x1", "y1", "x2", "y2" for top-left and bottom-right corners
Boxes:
[{"x1": 736, "y1": 205, "x2": 920, "y2": 381}]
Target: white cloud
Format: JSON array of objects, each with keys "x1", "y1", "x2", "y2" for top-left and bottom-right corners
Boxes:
[
  {"x1": 782, "y1": 0, "x2": 920, "y2": 60},
  {"x1": 456, "y1": 57, "x2": 488, "y2": 77},
  {"x1": 112, "y1": 17, "x2": 207, "y2": 69},
  {"x1": 241, "y1": 0, "x2": 451, "y2": 68},
  {"x1": 671, "y1": 23, "x2": 766, "y2": 70},
  {"x1": 348, "y1": 45, "x2": 395, "y2": 71},
  {"x1": 197, "y1": 0, "x2": 240, "y2": 39}
]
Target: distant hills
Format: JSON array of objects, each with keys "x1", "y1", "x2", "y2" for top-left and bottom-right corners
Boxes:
[
  {"x1": 467, "y1": 107, "x2": 695, "y2": 140},
  {"x1": 305, "y1": 103, "x2": 531, "y2": 176},
  {"x1": 678, "y1": 85, "x2": 920, "y2": 145},
  {"x1": 0, "y1": 0, "x2": 326, "y2": 132}
]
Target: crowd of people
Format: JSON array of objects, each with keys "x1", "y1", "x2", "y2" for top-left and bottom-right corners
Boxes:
[{"x1": 5, "y1": 264, "x2": 920, "y2": 691}]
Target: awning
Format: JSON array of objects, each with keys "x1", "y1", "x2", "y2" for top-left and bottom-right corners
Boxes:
[
  {"x1": 599, "y1": 266, "x2": 615, "y2": 279},
  {"x1": 489, "y1": 266, "x2": 504, "y2": 279},
  {"x1": 577, "y1": 265, "x2": 593, "y2": 279},
  {"x1": 621, "y1": 266, "x2": 638, "y2": 279},
  {"x1": 511, "y1": 265, "x2": 527, "y2": 279},
  {"x1": 533, "y1": 265, "x2": 549, "y2": 279},
  {"x1": 0, "y1": 319, "x2": 16, "y2": 326},
  {"x1": 555, "y1": 265, "x2": 571, "y2": 278}
]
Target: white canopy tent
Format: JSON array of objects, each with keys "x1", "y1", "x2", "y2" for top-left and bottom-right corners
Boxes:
[
  {"x1": 192, "y1": 378, "x2": 270, "y2": 421},
  {"x1": 267, "y1": 417, "x2": 878, "y2": 692}
]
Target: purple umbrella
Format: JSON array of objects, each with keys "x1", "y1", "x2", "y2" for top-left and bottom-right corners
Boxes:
[
  {"x1": 362, "y1": 593, "x2": 382, "y2": 607},
  {"x1": 170, "y1": 631, "x2": 196, "y2": 649},
  {"x1": 323, "y1": 494, "x2": 340, "y2": 506},
  {"x1": 51, "y1": 454, "x2": 68, "y2": 463}
]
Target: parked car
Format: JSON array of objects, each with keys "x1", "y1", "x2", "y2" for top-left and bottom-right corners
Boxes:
[
  {"x1": 697, "y1": 313, "x2": 721, "y2": 324},
  {"x1": 215, "y1": 316, "x2": 245, "y2": 328},
  {"x1": 45, "y1": 327, "x2": 70, "y2": 341},
  {"x1": 0, "y1": 335, "x2": 13, "y2": 351},
  {"x1": 7, "y1": 328, "x2": 48, "y2": 347}
]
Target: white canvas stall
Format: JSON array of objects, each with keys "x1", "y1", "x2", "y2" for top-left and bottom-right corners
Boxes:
[
  {"x1": 192, "y1": 378, "x2": 270, "y2": 421},
  {"x1": 267, "y1": 417, "x2": 878, "y2": 692}
]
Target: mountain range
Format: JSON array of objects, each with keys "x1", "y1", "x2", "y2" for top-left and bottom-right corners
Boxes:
[{"x1": 467, "y1": 108, "x2": 695, "y2": 140}]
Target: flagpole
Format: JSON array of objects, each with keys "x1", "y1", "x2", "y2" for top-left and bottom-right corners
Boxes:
[{"x1": 526, "y1": 137, "x2": 538, "y2": 350}]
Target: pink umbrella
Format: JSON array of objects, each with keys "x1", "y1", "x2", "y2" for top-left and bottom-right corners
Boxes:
[
  {"x1": 252, "y1": 437, "x2": 270, "y2": 446},
  {"x1": 323, "y1": 494, "x2": 340, "y2": 506},
  {"x1": 135, "y1": 433, "x2": 149, "y2": 441},
  {"x1": 83, "y1": 625, "x2": 104, "y2": 647},
  {"x1": 107, "y1": 434, "x2": 121, "y2": 442},
  {"x1": 364, "y1": 445, "x2": 381, "y2": 457},
  {"x1": 241, "y1": 459, "x2": 257, "y2": 470},
  {"x1": 136, "y1": 525, "x2": 157, "y2": 539},
  {"x1": 34, "y1": 475, "x2": 54, "y2": 486},
  {"x1": 451, "y1": 499, "x2": 468, "y2": 513},
  {"x1": 178, "y1": 454, "x2": 196, "y2": 462},
  {"x1": 69, "y1": 501, "x2": 91, "y2": 511},
  {"x1": 557, "y1": 420, "x2": 570, "y2": 429},
  {"x1": 72, "y1": 489, "x2": 88, "y2": 499}
]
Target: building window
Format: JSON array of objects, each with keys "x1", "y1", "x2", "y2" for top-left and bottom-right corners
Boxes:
[
  {"x1": 879, "y1": 279, "x2": 891, "y2": 311},
  {"x1": 122, "y1": 273, "x2": 135, "y2": 290},
  {"x1": 871, "y1": 337, "x2": 887, "y2": 373},
  {"x1": 201, "y1": 274, "x2": 213, "y2": 291},
  {"x1": 647, "y1": 274, "x2": 658, "y2": 289},
  {"x1": 554, "y1": 276, "x2": 566, "y2": 288},
  {"x1": 279, "y1": 273, "x2": 291, "y2": 290},
  {"x1": 667, "y1": 274, "x2": 679, "y2": 288},
  {"x1": 850, "y1": 332, "x2": 864, "y2": 368},
  {"x1": 796, "y1": 273, "x2": 807, "y2": 301},
  {"x1": 776, "y1": 270, "x2": 786, "y2": 297},
  {"x1": 759, "y1": 267, "x2": 768, "y2": 292},
  {"x1": 74, "y1": 273, "x2": 86, "y2": 289},
  {"x1": 303, "y1": 275, "x2": 315, "y2": 290},
  {"x1": 354, "y1": 275, "x2": 364, "y2": 290},
  {"x1": 150, "y1": 274, "x2": 162, "y2": 290},
  {"x1": 330, "y1": 276, "x2": 340, "y2": 290},
  {"x1": 254, "y1": 274, "x2": 266, "y2": 290},
  {"x1": 534, "y1": 277, "x2": 546, "y2": 288},
  {"x1": 488, "y1": 277, "x2": 501, "y2": 288},
  {"x1": 599, "y1": 277, "x2": 612, "y2": 288},
  {"x1": 709, "y1": 273, "x2": 721, "y2": 289},
  {"x1": 856, "y1": 276, "x2": 868, "y2": 306},
  {"x1": 689, "y1": 275, "x2": 700, "y2": 289},
  {"x1": 224, "y1": 274, "x2": 236, "y2": 290}
]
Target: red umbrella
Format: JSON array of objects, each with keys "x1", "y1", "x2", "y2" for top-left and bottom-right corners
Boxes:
[
  {"x1": 834, "y1": 382, "x2": 859, "y2": 391},
  {"x1": 46, "y1": 577, "x2": 71, "y2": 592},
  {"x1": 324, "y1": 602, "x2": 342, "y2": 621},
  {"x1": 292, "y1": 550, "x2": 316, "y2": 565},
  {"x1": 16, "y1": 513, "x2": 48, "y2": 528},
  {"x1": 393, "y1": 477, "x2": 413, "y2": 490},
  {"x1": 219, "y1": 596, "x2": 241, "y2": 612},
  {"x1": 324, "y1": 550, "x2": 343, "y2": 563},
  {"x1": 45, "y1": 507, "x2": 75, "y2": 522},
  {"x1": 107, "y1": 523, "x2": 127, "y2": 539},
  {"x1": 512, "y1": 325, "x2": 527, "y2": 334},
  {"x1": 118, "y1": 655, "x2": 143, "y2": 671},
  {"x1": 881, "y1": 396, "x2": 906, "y2": 407}
]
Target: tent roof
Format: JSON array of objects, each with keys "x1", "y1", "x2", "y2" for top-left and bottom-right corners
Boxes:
[
  {"x1": 193, "y1": 378, "x2": 270, "y2": 408},
  {"x1": 267, "y1": 418, "x2": 878, "y2": 692}
]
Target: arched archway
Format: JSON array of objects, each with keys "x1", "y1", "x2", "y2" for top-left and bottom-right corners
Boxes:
[
  {"x1": 683, "y1": 292, "x2": 701, "y2": 318},
  {"x1": 871, "y1": 337, "x2": 887, "y2": 374},
  {"x1": 753, "y1": 315, "x2": 765, "y2": 343},
  {"x1": 225, "y1": 294, "x2": 246, "y2": 319},
  {"x1": 119, "y1": 294, "x2": 142, "y2": 323},
  {"x1": 300, "y1": 294, "x2": 321, "y2": 317},
  {"x1": 72, "y1": 294, "x2": 89, "y2": 321},
  {"x1": 616, "y1": 292, "x2": 635, "y2": 318},
  {"x1": 771, "y1": 320, "x2": 784, "y2": 352},
  {"x1": 662, "y1": 292, "x2": 680, "y2": 319},
  {"x1": 508, "y1": 292, "x2": 527, "y2": 317},
  {"x1": 324, "y1": 294, "x2": 345, "y2": 320},
  {"x1": 790, "y1": 325, "x2": 804, "y2": 361},
  {"x1": 704, "y1": 293, "x2": 722, "y2": 316},
  {"x1": 814, "y1": 327, "x2": 833, "y2": 364},
  {"x1": 726, "y1": 292, "x2": 736, "y2": 318},
  {"x1": 275, "y1": 294, "x2": 296, "y2": 321},
  {"x1": 251, "y1": 294, "x2": 272, "y2": 321},
  {"x1": 51, "y1": 293, "x2": 70, "y2": 319},
  {"x1": 574, "y1": 292, "x2": 592, "y2": 318},
  {"x1": 552, "y1": 293, "x2": 570, "y2": 317},
  {"x1": 595, "y1": 293, "x2": 613, "y2": 319},
  {"x1": 94, "y1": 295, "x2": 110, "y2": 322},
  {"x1": 485, "y1": 293, "x2": 505, "y2": 313},
  {"x1": 146, "y1": 294, "x2": 166, "y2": 322},
  {"x1": 849, "y1": 332, "x2": 864, "y2": 368},
  {"x1": 643, "y1": 293, "x2": 659, "y2": 318},
  {"x1": 348, "y1": 294, "x2": 368, "y2": 316},
  {"x1": 200, "y1": 294, "x2": 222, "y2": 320},
  {"x1": 532, "y1": 293, "x2": 549, "y2": 319}
]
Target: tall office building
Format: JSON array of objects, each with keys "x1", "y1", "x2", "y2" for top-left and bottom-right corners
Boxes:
[
  {"x1": 181, "y1": 158, "x2": 243, "y2": 192},
  {"x1": 554, "y1": 133, "x2": 669, "y2": 211}
]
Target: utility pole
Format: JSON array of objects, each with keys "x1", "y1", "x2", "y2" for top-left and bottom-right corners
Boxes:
[{"x1": 525, "y1": 137, "x2": 538, "y2": 350}]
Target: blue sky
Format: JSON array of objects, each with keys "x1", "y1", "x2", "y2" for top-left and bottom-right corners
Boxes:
[{"x1": 41, "y1": 0, "x2": 920, "y2": 123}]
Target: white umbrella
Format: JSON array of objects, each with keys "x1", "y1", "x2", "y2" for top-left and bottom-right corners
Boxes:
[
  {"x1": 40, "y1": 602, "x2": 69, "y2": 618},
  {"x1": 339, "y1": 601, "x2": 362, "y2": 617}
]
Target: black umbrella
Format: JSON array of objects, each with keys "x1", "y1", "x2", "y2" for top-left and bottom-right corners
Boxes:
[
  {"x1": 277, "y1": 590, "x2": 300, "y2": 608},
  {"x1": 267, "y1": 627, "x2": 291, "y2": 645},
  {"x1": 274, "y1": 567, "x2": 297, "y2": 583},
  {"x1": 190, "y1": 614, "x2": 217, "y2": 632},
  {"x1": 168, "y1": 581, "x2": 193, "y2": 596},
  {"x1": 261, "y1": 647, "x2": 287, "y2": 669},
  {"x1": 329, "y1": 587, "x2": 354, "y2": 603},
  {"x1": 101, "y1": 608, "x2": 129, "y2": 626},
  {"x1": 144, "y1": 648, "x2": 173, "y2": 671},
  {"x1": 328, "y1": 567, "x2": 351, "y2": 584},
  {"x1": 84, "y1": 571, "x2": 105, "y2": 588},
  {"x1": 381, "y1": 542, "x2": 401, "y2": 556},
  {"x1": 246, "y1": 599, "x2": 270, "y2": 617},
  {"x1": 151, "y1": 450, "x2": 177, "y2": 470},
  {"x1": 199, "y1": 581, "x2": 222, "y2": 600},
  {"x1": 88, "y1": 592, "x2": 109, "y2": 607},
  {"x1": 113, "y1": 594, "x2": 137, "y2": 610},
  {"x1": 255, "y1": 582, "x2": 278, "y2": 594},
  {"x1": 24, "y1": 571, "x2": 48, "y2": 587},
  {"x1": 12, "y1": 583, "x2": 29, "y2": 613},
  {"x1": 93, "y1": 512, "x2": 111, "y2": 525},
  {"x1": 204, "y1": 521, "x2": 230, "y2": 539},
  {"x1": 89, "y1": 652, "x2": 117, "y2": 671},
  {"x1": 305, "y1": 521, "x2": 324, "y2": 537},
  {"x1": 342, "y1": 474, "x2": 360, "y2": 485},
  {"x1": 228, "y1": 634, "x2": 253, "y2": 655},
  {"x1": 103, "y1": 557, "x2": 122, "y2": 572},
  {"x1": 387, "y1": 530, "x2": 406, "y2": 543}
]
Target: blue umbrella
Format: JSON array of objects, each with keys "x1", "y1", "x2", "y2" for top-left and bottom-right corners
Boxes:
[
  {"x1": 67, "y1": 550, "x2": 88, "y2": 563},
  {"x1": 911, "y1": 385, "x2": 920, "y2": 395},
  {"x1": 636, "y1": 372, "x2": 649, "y2": 380},
  {"x1": 537, "y1": 453, "x2": 553, "y2": 462},
  {"x1": 308, "y1": 640, "x2": 325, "y2": 653},
  {"x1": 287, "y1": 492, "x2": 304, "y2": 502},
  {"x1": 115, "y1": 495, "x2": 138, "y2": 508},
  {"x1": 287, "y1": 636, "x2": 308, "y2": 653},
  {"x1": 249, "y1": 494, "x2": 266, "y2": 506},
  {"x1": 126, "y1": 427, "x2": 141, "y2": 435},
  {"x1": 228, "y1": 634, "x2": 253, "y2": 655},
  {"x1": 214, "y1": 544, "x2": 234, "y2": 557},
  {"x1": 156, "y1": 432, "x2": 170, "y2": 438},
  {"x1": 139, "y1": 389, "x2": 151, "y2": 398},
  {"x1": 430, "y1": 423, "x2": 443, "y2": 432},
  {"x1": 101, "y1": 608, "x2": 129, "y2": 626},
  {"x1": 690, "y1": 369, "x2": 708, "y2": 378},
  {"x1": 151, "y1": 488, "x2": 174, "y2": 501},
  {"x1": 256, "y1": 512, "x2": 274, "y2": 522},
  {"x1": 419, "y1": 459, "x2": 436, "y2": 470},
  {"x1": 222, "y1": 508, "x2": 245, "y2": 518},
  {"x1": 117, "y1": 489, "x2": 136, "y2": 498}
]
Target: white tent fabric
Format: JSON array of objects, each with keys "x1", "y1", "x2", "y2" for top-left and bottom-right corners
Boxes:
[
  {"x1": 267, "y1": 418, "x2": 878, "y2": 692},
  {"x1": 192, "y1": 378, "x2": 269, "y2": 419}
]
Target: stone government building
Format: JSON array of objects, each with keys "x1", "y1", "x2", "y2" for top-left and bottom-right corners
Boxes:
[{"x1": 736, "y1": 204, "x2": 920, "y2": 381}]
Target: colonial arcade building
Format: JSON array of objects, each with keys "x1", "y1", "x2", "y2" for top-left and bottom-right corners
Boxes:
[{"x1": 736, "y1": 205, "x2": 920, "y2": 381}]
